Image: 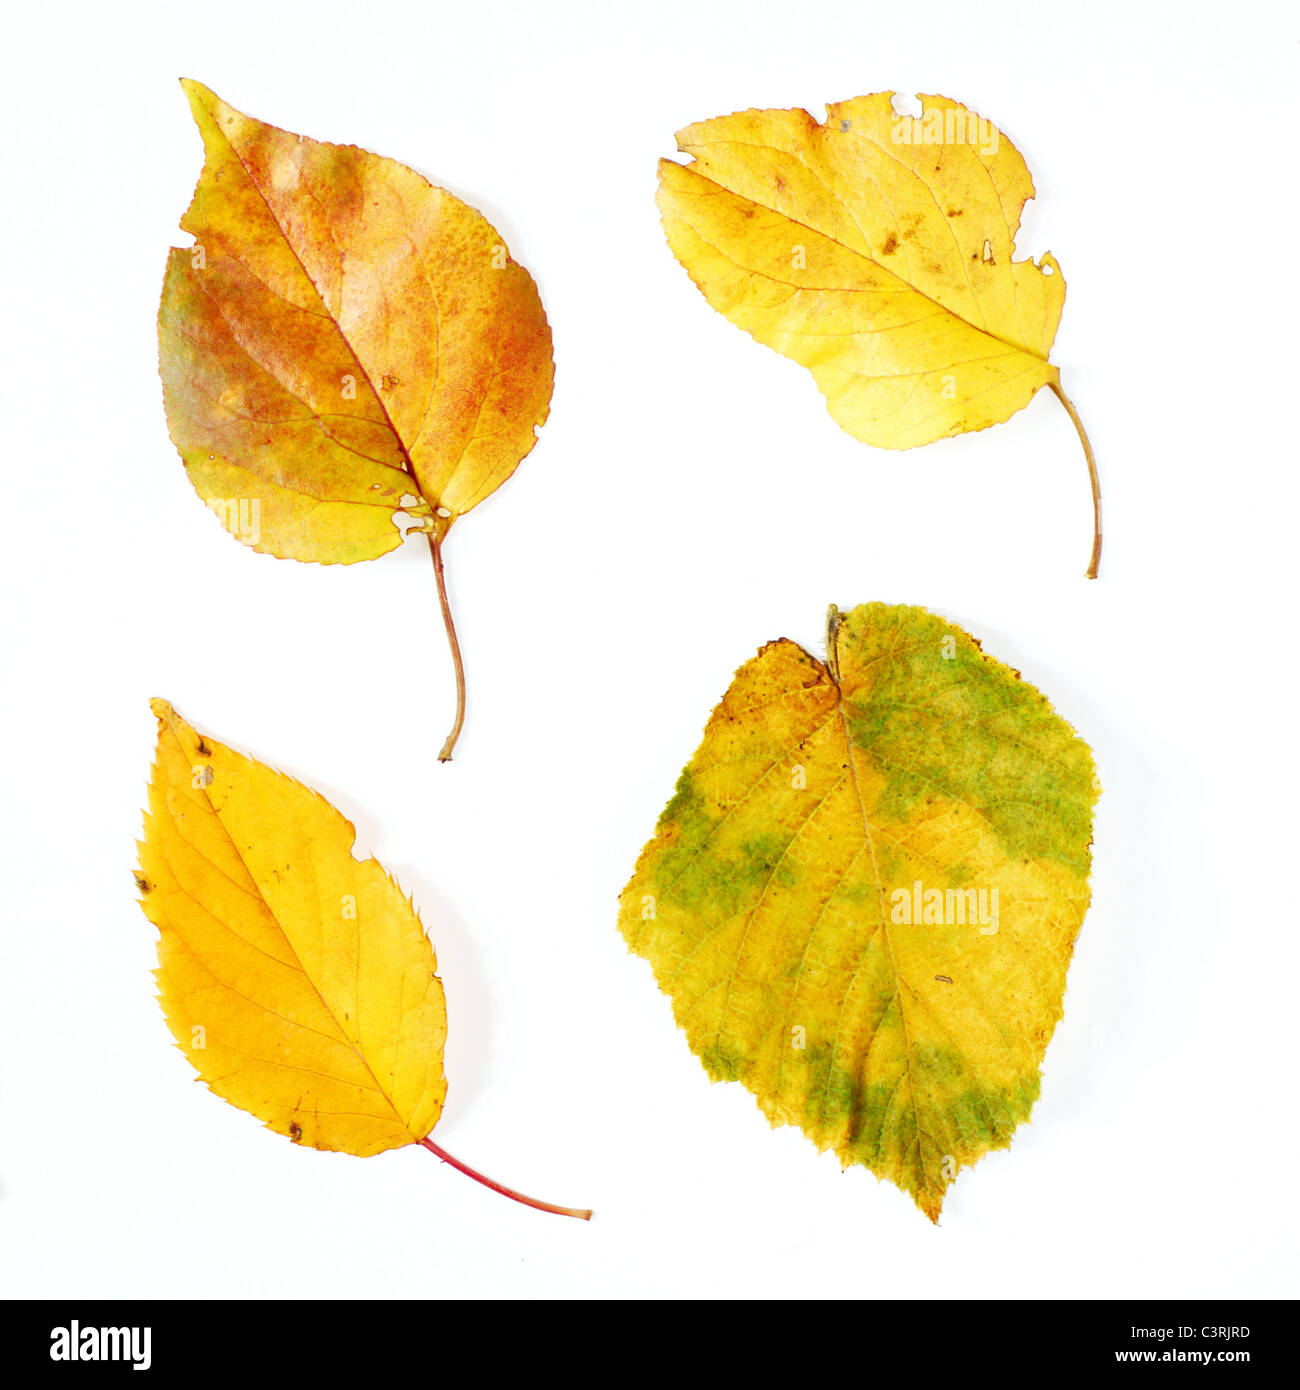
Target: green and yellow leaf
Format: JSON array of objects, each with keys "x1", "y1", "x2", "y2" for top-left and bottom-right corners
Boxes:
[{"x1": 618, "y1": 603, "x2": 1098, "y2": 1220}]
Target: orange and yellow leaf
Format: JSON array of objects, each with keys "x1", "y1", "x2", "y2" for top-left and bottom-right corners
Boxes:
[{"x1": 159, "y1": 79, "x2": 553, "y2": 564}]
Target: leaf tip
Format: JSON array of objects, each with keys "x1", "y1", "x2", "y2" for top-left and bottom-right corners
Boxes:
[
  {"x1": 149, "y1": 696, "x2": 177, "y2": 724},
  {"x1": 918, "y1": 1184, "x2": 945, "y2": 1224},
  {"x1": 177, "y1": 77, "x2": 220, "y2": 129}
]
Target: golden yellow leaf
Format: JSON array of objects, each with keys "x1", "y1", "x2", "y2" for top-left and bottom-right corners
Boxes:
[
  {"x1": 159, "y1": 81, "x2": 555, "y2": 755},
  {"x1": 138, "y1": 698, "x2": 447, "y2": 1154},
  {"x1": 657, "y1": 93, "x2": 1102, "y2": 576},
  {"x1": 618, "y1": 604, "x2": 1098, "y2": 1221},
  {"x1": 137, "y1": 700, "x2": 589, "y2": 1217}
]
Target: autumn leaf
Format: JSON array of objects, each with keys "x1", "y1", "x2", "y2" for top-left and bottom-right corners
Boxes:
[
  {"x1": 137, "y1": 700, "x2": 589, "y2": 1219},
  {"x1": 657, "y1": 94, "x2": 1102, "y2": 576},
  {"x1": 158, "y1": 81, "x2": 555, "y2": 757},
  {"x1": 618, "y1": 604, "x2": 1098, "y2": 1221}
]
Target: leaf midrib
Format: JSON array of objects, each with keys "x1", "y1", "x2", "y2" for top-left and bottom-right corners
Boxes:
[
  {"x1": 193, "y1": 92, "x2": 426, "y2": 504},
  {"x1": 181, "y1": 740, "x2": 420, "y2": 1136},
  {"x1": 668, "y1": 158, "x2": 1050, "y2": 367},
  {"x1": 828, "y1": 654, "x2": 932, "y2": 1196}
]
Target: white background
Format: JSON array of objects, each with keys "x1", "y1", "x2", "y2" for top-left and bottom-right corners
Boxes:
[{"x1": 2, "y1": 0, "x2": 1296, "y2": 1300}]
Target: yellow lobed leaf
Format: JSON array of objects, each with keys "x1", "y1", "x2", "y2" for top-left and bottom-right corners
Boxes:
[
  {"x1": 618, "y1": 604, "x2": 1098, "y2": 1220},
  {"x1": 657, "y1": 93, "x2": 1066, "y2": 450},
  {"x1": 137, "y1": 700, "x2": 447, "y2": 1156},
  {"x1": 159, "y1": 80, "x2": 554, "y2": 564}
]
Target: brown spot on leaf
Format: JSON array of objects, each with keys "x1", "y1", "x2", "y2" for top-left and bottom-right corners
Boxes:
[
  {"x1": 381, "y1": 374, "x2": 400, "y2": 392},
  {"x1": 934, "y1": 974, "x2": 953, "y2": 984},
  {"x1": 134, "y1": 874, "x2": 152, "y2": 894},
  {"x1": 196, "y1": 738, "x2": 212, "y2": 756},
  {"x1": 289, "y1": 1122, "x2": 303, "y2": 1142},
  {"x1": 880, "y1": 232, "x2": 899, "y2": 256}
]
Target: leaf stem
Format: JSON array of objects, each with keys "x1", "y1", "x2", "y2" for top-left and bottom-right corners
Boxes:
[
  {"x1": 427, "y1": 529, "x2": 466, "y2": 762},
  {"x1": 825, "y1": 604, "x2": 843, "y2": 684},
  {"x1": 1049, "y1": 377, "x2": 1102, "y2": 579},
  {"x1": 418, "y1": 1137, "x2": 592, "y2": 1220}
]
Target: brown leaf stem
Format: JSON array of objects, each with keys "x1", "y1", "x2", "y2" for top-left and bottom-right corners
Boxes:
[
  {"x1": 419, "y1": 1137, "x2": 592, "y2": 1220},
  {"x1": 427, "y1": 529, "x2": 466, "y2": 762},
  {"x1": 1049, "y1": 378, "x2": 1102, "y2": 579}
]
